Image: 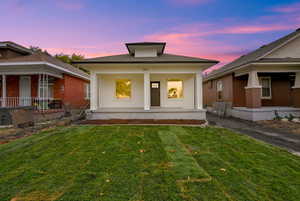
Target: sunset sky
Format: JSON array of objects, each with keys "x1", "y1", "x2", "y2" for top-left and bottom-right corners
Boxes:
[{"x1": 1, "y1": 0, "x2": 300, "y2": 71}]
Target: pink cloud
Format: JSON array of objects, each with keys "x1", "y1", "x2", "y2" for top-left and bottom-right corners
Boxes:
[
  {"x1": 144, "y1": 31, "x2": 241, "y2": 64},
  {"x1": 142, "y1": 17, "x2": 296, "y2": 75},
  {"x1": 271, "y1": 2, "x2": 300, "y2": 13},
  {"x1": 221, "y1": 24, "x2": 294, "y2": 34}
]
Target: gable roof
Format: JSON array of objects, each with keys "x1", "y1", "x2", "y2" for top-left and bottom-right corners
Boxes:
[
  {"x1": 205, "y1": 28, "x2": 300, "y2": 80},
  {"x1": 0, "y1": 52, "x2": 89, "y2": 80},
  {"x1": 73, "y1": 53, "x2": 219, "y2": 64}
]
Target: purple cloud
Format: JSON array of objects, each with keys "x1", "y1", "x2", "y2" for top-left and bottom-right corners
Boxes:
[{"x1": 271, "y1": 2, "x2": 300, "y2": 13}]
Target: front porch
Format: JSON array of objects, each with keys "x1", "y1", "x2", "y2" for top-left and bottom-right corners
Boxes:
[
  {"x1": 0, "y1": 73, "x2": 64, "y2": 111},
  {"x1": 89, "y1": 69, "x2": 205, "y2": 120},
  {"x1": 231, "y1": 66, "x2": 300, "y2": 120}
]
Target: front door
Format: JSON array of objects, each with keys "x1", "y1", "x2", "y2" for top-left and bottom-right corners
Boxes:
[
  {"x1": 19, "y1": 76, "x2": 31, "y2": 106},
  {"x1": 151, "y1": 81, "x2": 160, "y2": 106}
]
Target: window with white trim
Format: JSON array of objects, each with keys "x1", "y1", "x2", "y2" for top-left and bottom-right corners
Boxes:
[
  {"x1": 260, "y1": 77, "x2": 271, "y2": 99},
  {"x1": 167, "y1": 79, "x2": 183, "y2": 99},
  {"x1": 84, "y1": 83, "x2": 90, "y2": 100},
  {"x1": 116, "y1": 79, "x2": 131, "y2": 99}
]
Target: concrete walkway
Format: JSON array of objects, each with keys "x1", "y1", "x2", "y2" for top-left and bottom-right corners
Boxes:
[{"x1": 207, "y1": 113, "x2": 300, "y2": 156}]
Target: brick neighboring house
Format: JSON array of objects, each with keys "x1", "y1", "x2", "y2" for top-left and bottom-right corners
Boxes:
[
  {"x1": 0, "y1": 41, "x2": 90, "y2": 112},
  {"x1": 203, "y1": 29, "x2": 300, "y2": 121}
]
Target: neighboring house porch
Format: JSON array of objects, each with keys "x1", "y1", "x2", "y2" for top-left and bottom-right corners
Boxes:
[
  {"x1": 0, "y1": 73, "x2": 63, "y2": 111},
  {"x1": 0, "y1": 41, "x2": 90, "y2": 113},
  {"x1": 231, "y1": 67, "x2": 300, "y2": 121},
  {"x1": 203, "y1": 28, "x2": 300, "y2": 121}
]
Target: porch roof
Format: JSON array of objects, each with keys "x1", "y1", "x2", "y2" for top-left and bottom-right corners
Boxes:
[
  {"x1": 0, "y1": 52, "x2": 89, "y2": 80},
  {"x1": 72, "y1": 53, "x2": 219, "y2": 64}
]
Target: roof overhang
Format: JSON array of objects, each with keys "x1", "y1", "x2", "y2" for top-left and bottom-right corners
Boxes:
[
  {"x1": 0, "y1": 62, "x2": 89, "y2": 80},
  {"x1": 74, "y1": 60, "x2": 218, "y2": 64}
]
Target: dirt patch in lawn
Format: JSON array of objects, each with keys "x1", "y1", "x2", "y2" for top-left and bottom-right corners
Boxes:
[{"x1": 258, "y1": 120, "x2": 300, "y2": 134}]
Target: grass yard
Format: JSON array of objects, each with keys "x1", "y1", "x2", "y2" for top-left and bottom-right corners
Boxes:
[{"x1": 0, "y1": 126, "x2": 299, "y2": 201}]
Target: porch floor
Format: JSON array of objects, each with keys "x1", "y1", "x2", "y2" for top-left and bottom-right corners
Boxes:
[
  {"x1": 231, "y1": 106, "x2": 300, "y2": 121},
  {"x1": 89, "y1": 107, "x2": 206, "y2": 120},
  {"x1": 94, "y1": 107, "x2": 205, "y2": 113}
]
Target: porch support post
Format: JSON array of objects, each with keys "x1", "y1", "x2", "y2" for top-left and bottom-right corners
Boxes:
[
  {"x1": 292, "y1": 72, "x2": 300, "y2": 108},
  {"x1": 2, "y1": 74, "x2": 6, "y2": 107},
  {"x1": 144, "y1": 71, "x2": 150, "y2": 110},
  {"x1": 195, "y1": 72, "x2": 203, "y2": 110},
  {"x1": 90, "y1": 72, "x2": 98, "y2": 111},
  {"x1": 245, "y1": 71, "x2": 262, "y2": 108}
]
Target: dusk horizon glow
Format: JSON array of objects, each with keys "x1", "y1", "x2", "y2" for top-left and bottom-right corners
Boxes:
[{"x1": 1, "y1": 0, "x2": 300, "y2": 72}]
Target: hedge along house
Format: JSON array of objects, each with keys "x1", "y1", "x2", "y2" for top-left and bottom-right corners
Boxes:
[
  {"x1": 0, "y1": 41, "x2": 90, "y2": 112},
  {"x1": 74, "y1": 42, "x2": 218, "y2": 120},
  {"x1": 203, "y1": 29, "x2": 300, "y2": 121}
]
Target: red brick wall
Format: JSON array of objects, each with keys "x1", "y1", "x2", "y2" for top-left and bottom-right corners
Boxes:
[
  {"x1": 62, "y1": 74, "x2": 89, "y2": 109},
  {"x1": 31, "y1": 75, "x2": 39, "y2": 97},
  {"x1": 293, "y1": 88, "x2": 300, "y2": 108},
  {"x1": 203, "y1": 74, "x2": 234, "y2": 107},
  {"x1": 53, "y1": 78, "x2": 64, "y2": 100},
  {"x1": 245, "y1": 88, "x2": 262, "y2": 108},
  {"x1": 261, "y1": 76, "x2": 292, "y2": 107}
]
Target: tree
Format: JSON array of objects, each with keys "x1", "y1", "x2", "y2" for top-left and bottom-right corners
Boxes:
[
  {"x1": 54, "y1": 53, "x2": 84, "y2": 64},
  {"x1": 29, "y1": 45, "x2": 88, "y2": 73},
  {"x1": 29, "y1": 46, "x2": 49, "y2": 54},
  {"x1": 54, "y1": 53, "x2": 88, "y2": 73}
]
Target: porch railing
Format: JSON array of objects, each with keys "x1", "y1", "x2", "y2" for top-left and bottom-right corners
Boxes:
[{"x1": 0, "y1": 97, "x2": 63, "y2": 111}]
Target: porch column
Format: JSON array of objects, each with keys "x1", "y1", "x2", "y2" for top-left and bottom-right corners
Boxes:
[
  {"x1": 195, "y1": 72, "x2": 203, "y2": 110},
  {"x1": 245, "y1": 71, "x2": 261, "y2": 108},
  {"x1": 292, "y1": 72, "x2": 300, "y2": 108},
  {"x1": 144, "y1": 72, "x2": 150, "y2": 110},
  {"x1": 2, "y1": 75, "x2": 6, "y2": 107},
  {"x1": 90, "y1": 72, "x2": 98, "y2": 111}
]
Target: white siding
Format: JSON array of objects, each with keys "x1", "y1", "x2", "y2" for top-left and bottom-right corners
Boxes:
[
  {"x1": 135, "y1": 48, "x2": 157, "y2": 57},
  {"x1": 265, "y1": 36, "x2": 300, "y2": 58}
]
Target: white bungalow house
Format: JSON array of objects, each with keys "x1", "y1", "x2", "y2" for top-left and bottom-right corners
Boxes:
[{"x1": 74, "y1": 42, "x2": 218, "y2": 120}]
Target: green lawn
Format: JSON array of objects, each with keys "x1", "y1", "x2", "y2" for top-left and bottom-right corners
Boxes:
[{"x1": 0, "y1": 126, "x2": 299, "y2": 201}]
